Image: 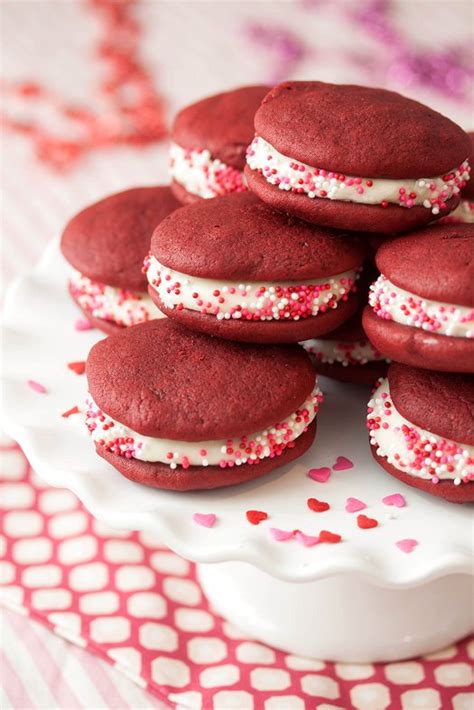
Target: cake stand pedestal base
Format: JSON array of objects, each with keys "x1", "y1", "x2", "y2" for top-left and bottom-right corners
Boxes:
[{"x1": 198, "y1": 562, "x2": 474, "y2": 662}]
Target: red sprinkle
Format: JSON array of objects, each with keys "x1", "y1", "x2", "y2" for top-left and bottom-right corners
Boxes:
[
  {"x1": 307, "y1": 498, "x2": 330, "y2": 513},
  {"x1": 357, "y1": 514, "x2": 378, "y2": 529},
  {"x1": 318, "y1": 530, "x2": 342, "y2": 544},
  {"x1": 67, "y1": 361, "x2": 86, "y2": 375},
  {"x1": 74, "y1": 317, "x2": 93, "y2": 331},
  {"x1": 246, "y1": 510, "x2": 268, "y2": 525},
  {"x1": 62, "y1": 405, "x2": 80, "y2": 418}
]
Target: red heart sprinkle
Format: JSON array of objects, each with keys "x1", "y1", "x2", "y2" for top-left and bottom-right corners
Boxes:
[
  {"x1": 246, "y1": 510, "x2": 268, "y2": 525},
  {"x1": 318, "y1": 530, "x2": 342, "y2": 544},
  {"x1": 357, "y1": 514, "x2": 378, "y2": 529},
  {"x1": 307, "y1": 498, "x2": 330, "y2": 513},
  {"x1": 62, "y1": 406, "x2": 80, "y2": 418},
  {"x1": 67, "y1": 361, "x2": 86, "y2": 375}
]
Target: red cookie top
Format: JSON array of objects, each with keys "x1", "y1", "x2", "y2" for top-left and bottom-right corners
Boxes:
[
  {"x1": 375, "y1": 223, "x2": 473, "y2": 307},
  {"x1": 461, "y1": 132, "x2": 474, "y2": 200},
  {"x1": 255, "y1": 81, "x2": 470, "y2": 178},
  {"x1": 87, "y1": 319, "x2": 316, "y2": 440},
  {"x1": 388, "y1": 363, "x2": 474, "y2": 445},
  {"x1": 151, "y1": 192, "x2": 367, "y2": 281},
  {"x1": 172, "y1": 85, "x2": 268, "y2": 170},
  {"x1": 61, "y1": 187, "x2": 180, "y2": 292}
]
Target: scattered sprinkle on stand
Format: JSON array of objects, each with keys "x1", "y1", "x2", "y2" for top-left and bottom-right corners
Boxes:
[
  {"x1": 308, "y1": 466, "x2": 331, "y2": 483},
  {"x1": 345, "y1": 497, "x2": 367, "y2": 513},
  {"x1": 396, "y1": 539, "x2": 419, "y2": 554},
  {"x1": 307, "y1": 498, "x2": 330, "y2": 513},
  {"x1": 67, "y1": 361, "x2": 86, "y2": 375},
  {"x1": 74, "y1": 317, "x2": 93, "y2": 331},
  {"x1": 192, "y1": 513, "x2": 217, "y2": 528},
  {"x1": 357, "y1": 514, "x2": 378, "y2": 530},
  {"x1": 332, "y1": 456, "x2": 354, "y2": 471},
  {"x1": 246, "y1": 510, "x2": 268, "y2": 525},
  {"x1": 27, "y1": 380, "x2": 47, "y2": 394},
  {"x1": 383, "y1": 493, "x2": 407, "y2": 508},
  {"x1": 62, "y1": 406, "x2": 80, "y2": 418}
]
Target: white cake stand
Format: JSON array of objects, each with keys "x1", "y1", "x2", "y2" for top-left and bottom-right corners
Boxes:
[{"x1": 2, "y1": 242, "x2": 473, "y2": 662}]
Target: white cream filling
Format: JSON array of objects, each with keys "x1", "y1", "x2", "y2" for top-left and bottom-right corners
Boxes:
[
  {"x1": 442, "y1": 199, "x2": 474, "y2": 224},
  {"x1": 301, "y1": 338, "x2": 384, "y2": 366},
  {"x1": 146, "y1": 255, "x2": 358, "y2": 322},
  {"x1": 169, "y1": 142, "x2": 247, "y2": 198},
  {"x1": 369, "y1": 274, "x2": 474, "y2": 338},
  {"x1": 246, "y1": 136, "x2": 470, "y2": 214},
  {"x1": 69, "y1": 271, "x2": 159, "y2": 327},
  {"x1": 86, "y1": 382, "x2": 322, "y2": 468},
  {"x1": 368, "y1": 379, "x2": 474, "y2": 484}
]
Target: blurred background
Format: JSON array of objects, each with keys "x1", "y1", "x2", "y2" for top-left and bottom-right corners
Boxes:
[{"x1": 1, "y1": 0, "x2": 473, "y2": 300}]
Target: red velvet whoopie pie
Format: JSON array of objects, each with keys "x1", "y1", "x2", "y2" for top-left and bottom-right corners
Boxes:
[
  {"x1": 245, "y1": 81, "x2": 471, "y2": 234},
  {"x1": 368, "y1": 363, "x2": 474, "y2": 503},
  {"x1": 61, "y1": 186, "x2": 180, "y2": 334},
  {"x1": 363, "y1": 223, "x2": 474, "y2": 373},
  {"x1": 85, "y1": 319, "x2": 321, "y2": 491},
  {"x1": 144, "y1": 192, "x2": 367, "y2": 343},
  {"x1": 169, "y1": 85, "x2": 268, "y2": 203}
]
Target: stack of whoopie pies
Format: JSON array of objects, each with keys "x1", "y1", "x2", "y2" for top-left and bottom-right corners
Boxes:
[{"x1": 62, "y1": 81, "x2": 472, "y2": 499}]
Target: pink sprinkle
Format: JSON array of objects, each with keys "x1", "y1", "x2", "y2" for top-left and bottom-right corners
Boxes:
[
  {"x1": 308, "y1": 466, "x2": 331, "y2": 483},
  {"x1": 294, "y1": 531, "x2": 320, "y2": 547},
  {"x1": 345, "y1": 497, "x2": 367, "y2": 513},
  {"x1": 27, "y1": 380, "x2": 47, "y2": 394},
  {"x1": 269, "y1": 527, "x2": 294, "y2": 542},
  {"x1": 382, "y1": 493, "x2": 406, "y2": 508},
  {"x1": 192, "y1": 513, "x2": 216, "y2": 528},
  {"x1": 332, "y1": 456, "x2": 354, "y2": 471},
  {"x1": 396, "y1": 539, "x2": 418, "y2": 554},
  {"x1": 74, "y1": 317, "x2": 92, "y2": 331}
]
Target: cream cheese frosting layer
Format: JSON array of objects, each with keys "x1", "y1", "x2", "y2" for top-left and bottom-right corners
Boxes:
[
  {"x1": 441, "y1": 199, "x2": 474, "y2": 224},
  {"x1": 69, "y1": 271, "x2": 157, "y2": 327},
  {"x1": 246, "y1": 136, "x2": 470, "y2": 215},
  {"x1": 145, "y1": 255, "x2": 358, "y2": 322},
  {"x1": 169, "y1": 143, "x2": 247, "y2": 198},
  {"x1": 367, "y1": 379, "x2": 474, "y2": 485},
  {"x1": 301, "y1": 338, "x2": 384, "y2": 366},
  {"x1": 86, "y1": 382, "x2": 322, "y2": 469},
  {"x1": 369, "y1": 274, "x2": 474, "y2": 338}
]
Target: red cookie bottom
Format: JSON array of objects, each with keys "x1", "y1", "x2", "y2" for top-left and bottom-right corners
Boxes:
[
  {"x1": 370, "y1": 445, "x2": 474, "y2": 504},
  {"x1": 245, "y1": 166, "x2": 460, "y2": 235},
  {"x1": 171, "y1": 179, "x2": 204, "y2": 205},
  {"x1": 362, "y1": 307, "x2": 474, "y2": 373},
  {"x1": 313, "y1": 359, "x2": 388, "y2": 386},
  {"x1": 149, "y1": 288, "x2": 360, "y2": 344},
  {"x1": 97, "y1": 420, "x2": 317, "y2": 491}
]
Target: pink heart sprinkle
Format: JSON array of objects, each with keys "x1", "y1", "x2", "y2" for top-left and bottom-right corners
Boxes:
[
  {"x1": 270, "y1": 528, "x2": 294, "y2": 542},
  {"x1": 295, "y1": 531, "x2": 320, "y2": 547},
  {"x1": 345, "y1": 497, "x2": 366, "y2": 513},
  {"x1": 308, "y1": 467, "x2": 331, "y2": 483},
  {"x1": 383, "y1": 493, "x2": 406, "y2": 508},
  {"x1": 396, "y1": 539, "x2": 418, "y2": 554},
  {"x1": 192, "y1": 513, "x2": 216, "y2": 528},
  {"x1": 74, "y1": 317, "x2": 92, "y2": 331},
  {"x1": 27, "y1": 379, "x2": 47, "y2": 394},
  {"x1": 332, "y1": 456, "x2": 354, "y2": 471}
]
